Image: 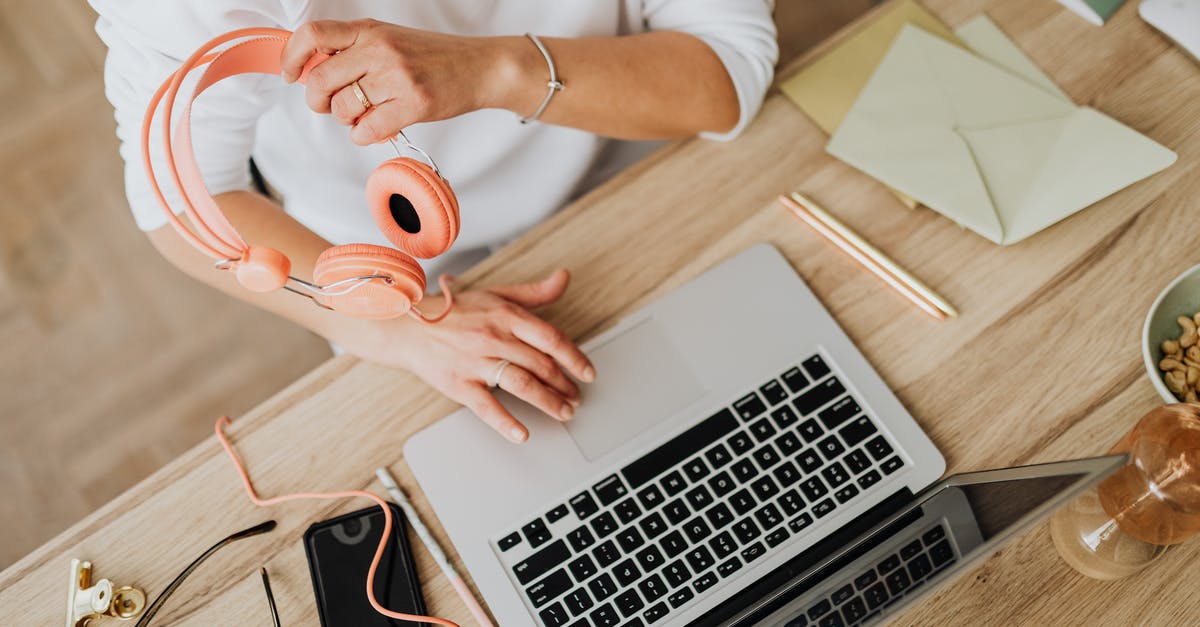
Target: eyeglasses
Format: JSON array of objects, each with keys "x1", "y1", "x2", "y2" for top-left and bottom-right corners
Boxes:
[{"x1": 134, "y1": 520, "x2": 280, "y2": 626}]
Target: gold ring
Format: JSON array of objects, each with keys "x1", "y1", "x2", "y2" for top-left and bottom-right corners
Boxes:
[{"x1": 351, "y1": 80, "x2": 372, "y2": 110}]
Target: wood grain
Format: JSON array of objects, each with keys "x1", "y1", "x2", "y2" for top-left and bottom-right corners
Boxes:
[{"x1": 3, "y1": 1, "x2": 1199, "y2": 626}]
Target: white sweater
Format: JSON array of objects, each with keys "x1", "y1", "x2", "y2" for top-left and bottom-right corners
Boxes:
[{"x1": 90, "y1": 0, "x2": 777, "y2": 275}]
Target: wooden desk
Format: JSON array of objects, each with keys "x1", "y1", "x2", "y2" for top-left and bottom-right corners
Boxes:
[{"x1": 5, "y1": 1, "x2": 1197, "y2": 624}]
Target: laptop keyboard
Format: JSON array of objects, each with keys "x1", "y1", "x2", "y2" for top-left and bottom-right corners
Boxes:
[
  {"x1": 494, "y1": 354, "x2": 909, "y2": 627},
  {"x1": 784, "y1": 521, "x2": 959, "y2": 627}
]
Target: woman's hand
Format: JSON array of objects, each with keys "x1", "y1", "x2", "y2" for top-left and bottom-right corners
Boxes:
[
  {"x1": 280, "y1": 19, "x2": 533, "y2": 145},
  {"x1": 334, "y1": 269, "x2": 594, "y2": 443}
]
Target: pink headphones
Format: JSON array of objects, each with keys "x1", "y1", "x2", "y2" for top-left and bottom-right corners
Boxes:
[{"x1": 142, "y1": 28, "x2": 456, "y2": 322}]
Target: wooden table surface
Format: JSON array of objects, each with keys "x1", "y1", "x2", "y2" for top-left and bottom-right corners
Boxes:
[{"x1": 6, "y1": 1, "x2": 1198, "y2": 625}]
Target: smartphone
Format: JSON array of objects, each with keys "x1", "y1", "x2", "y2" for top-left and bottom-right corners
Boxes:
[{"x1": 303, "y1": 503, "x2": 426, "y2": 626}]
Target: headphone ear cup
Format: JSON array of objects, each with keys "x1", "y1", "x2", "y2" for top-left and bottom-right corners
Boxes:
[
  {"x1": 312, "y1": 244, "x2": 426, "y2": 320},
  {"x1": 366, "y1": 158, "x2": 459, "y2": 259}
]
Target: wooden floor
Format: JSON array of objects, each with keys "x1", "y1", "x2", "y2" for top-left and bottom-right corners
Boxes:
[{"x1": 0, "y1": 1, "x2": 870, "y2": 569}]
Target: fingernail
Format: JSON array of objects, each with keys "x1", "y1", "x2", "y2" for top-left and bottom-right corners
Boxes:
[
  {"x1": 568, "y1": 397, "x2": 581, "y2": 408},
  {"x1": 582, "y1": 366, "x2": 596, "y2": 382},
  {"x1": 510, "y1": 427, "x2": 527, "y2": 443},
  {"x1": 559, "y1": 404, "x2": 575, "y2": 421}
]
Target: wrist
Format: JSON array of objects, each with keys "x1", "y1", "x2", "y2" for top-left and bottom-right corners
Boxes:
[{"x1": 478, "y1": 35, "x2": 544, "y2": 114}]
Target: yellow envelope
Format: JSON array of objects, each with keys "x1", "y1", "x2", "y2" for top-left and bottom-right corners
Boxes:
[{"x1": 826, "y1": 25, "x2": 1177, "y2": 245}]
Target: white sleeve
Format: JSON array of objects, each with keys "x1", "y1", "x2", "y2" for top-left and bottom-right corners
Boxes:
[
  {"x1": 88, "y1": 0, "x2": 294, "y2": 232},
  {"x1": 641, "y1": 0, "x2": 778, "y2": 141}
]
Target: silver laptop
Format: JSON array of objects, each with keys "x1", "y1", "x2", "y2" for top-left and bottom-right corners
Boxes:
[{"x1": 405, "y1": 244, "x2": 1122, "y2": 626}]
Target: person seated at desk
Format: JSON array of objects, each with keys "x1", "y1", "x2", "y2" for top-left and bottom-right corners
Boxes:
[{"x1": 90, "y1": 1, "x2": 777, "y2": 443}]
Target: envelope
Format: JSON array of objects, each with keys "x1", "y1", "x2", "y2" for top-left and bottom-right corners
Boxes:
[{"x1": 826, "y1": 25, "x2": 1177, "y2": 245}]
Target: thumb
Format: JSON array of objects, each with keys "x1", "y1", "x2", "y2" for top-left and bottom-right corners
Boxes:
[{"x1": 488, "y1": 268, "x2": 570, "y2": 309}]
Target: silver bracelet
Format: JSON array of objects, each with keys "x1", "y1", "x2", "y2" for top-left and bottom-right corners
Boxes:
[{"x1": 517, "y1": 33, "x2": 564, "y2": 124}]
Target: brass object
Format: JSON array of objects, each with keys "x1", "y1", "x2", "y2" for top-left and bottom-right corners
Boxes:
[{"x1": 65, "y1": 559, "x2": 145, "y2": 626}]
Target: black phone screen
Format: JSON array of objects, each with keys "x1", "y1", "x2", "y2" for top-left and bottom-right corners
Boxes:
[{"x1": 304, "y1": 504, "x2": 426, "y2": 627}]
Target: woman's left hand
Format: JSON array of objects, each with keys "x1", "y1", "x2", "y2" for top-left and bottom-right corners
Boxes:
[{"x1": 280, "y1": 19, "x2": 529, "y2": 145}]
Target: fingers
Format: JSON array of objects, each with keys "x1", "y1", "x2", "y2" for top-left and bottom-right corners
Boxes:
[
  {"x1": 281, "y1": 20, "x2": 367, "y2": 83},
  {"x1": 457, "y1": 383, "x2": 528, "y2": 444},
  {"x1": 349, "y1": 101, "x2": 419, "y2": 145},
  {"x1": 509, "y1": 309, "x2": 595, "y2": 383},
  {"x1": 493, "y1": 362, "x2": 576, "y2": 423},
  {"x1": 488, "y1": 269, "x2": 570, "y2": 309},
  {"x1": 501, "y1": 342, "x2": 581, "y2": 405},
  {"x1": 303, "y1": 50, "x2": 370, "y2": 114}
]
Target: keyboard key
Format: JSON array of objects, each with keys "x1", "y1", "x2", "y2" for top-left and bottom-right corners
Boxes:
[
  {"x1": 863, "y1": 582, "x2": 889, "y2": 610},
  {"x1": 752, "y1": 444, "x2": 781, "y2": 469},
  {"x1": 564, "y1": 589, "x2": 595, "y2": 616},
  {"x1": 881, "y1": 456, "x2": 904, "y2": 475},
  {"x1": 636, "y1": 545, "x2": 665, "y2": 572},
  {"x1": 775, "y1": 431, "x2": 802, "y2": 456},
  {"x1": 773, "y1": 461, "x2": 802, "y2": 487},
  {"x1": 590, "y1": 603, "x2": 620, "y2": 627},
  {"x1": 857, "y1": 469, "x2": 881, "y2": 490},
  {"x1": 878, "y1": 554, "x2": 901, "y2": 574},
  {"x1": 781, "y1": 366, "x2": 809, "y2": 393},
  {"x1": 751, "y1": 475, "x2": 780, "y2": 501},
  {"x1": 820, "y1": 609, "x2": 845, "y2": 626},
  {"x1": 760, "y1": 379, "x2": 788, "y2": 405},
  {"x1": 705, "y1": 443, "x2": 733, "y2": 469},
  {"x1": 818, "y1": 397, "x2": 860, "y2": 429},
  {"x1": 841, "y1": 597, "x2": 867, "y2": 623},
  {"x1": 717, "y1": 556, "x2": 743, "y2": 577},
  {"x1": 617, "y1": 527, "x2": 646, "y2": 552},
  {"x1": 734, "y1": 393, "x2": 768, "y2": 421},
  {"x1": 622, "y1": 409, "x2": 738, "y2": 489},
  {"x1": 839, "y1": 416, "x2": 878, "y2": 447},
  {"x1": 707, "y1": 471, "x2": 736, "y2": 497},
  {"x1": 908, "y1": 554, "x2": 933, "y2": 580},
  {"x1": 514, "y1": 540, "x2": 571, "y2": 585},
  {"x1": 900, "y1": 540, "x2": 923, "y2": 560},
  {"x1": 796, "y1": 449, "x2": 823, "y2": 473},
  {"x1": 923, "y1": 525, "x2": 946, "y2": 546},
  {"x1": 765, "y1": 527, "x2": 789, "y2": 548},
  {"x1": 615, "y1": 499, "x2": 642, "y2": 525},
  {"x1": 540, "y1": 601, "x2": 571, "y2": 626},
  {"x1": 816, "y1": 436, "x2": 846, "y2": 460},
  {"x1": 499, "y1": 531, "x2": 522, "y2": 552},
  {"x1": 854, "y1": 570, "x2": 877, "y2": 590},
  {"x1": 567, "y1": 525, "x2": 596, "y2": 552},
  {"x1": 789, "y1": 513, "x2": 814, "y2": 533},
  {"x1": 797, "y1": 419, "x2": 824, "y2": 443},
  {"x1": 660, "y1": 531, "x2": 688, "y2": 558},
  {"x1": 730, "y1": 488, "x2": 756, "y2": 515},
  {"x1": 704, "y1": 502, "x2": 734, "y2": 529},
  {"x1": 929, "y1": 539, "x2": 954, "y2": 567},
  {"x1": 834, "y1": 484, "x2": 858, "y2": 504},
  {"x1": 732, "y1": 458, "x2": 759, "y2": 483},
  {"x1": 727, "y1": 431, "x2": 755, "y2": 455},
  {"x1": 803, "y1": 355, "x2": 831, "y2": 380},
  {"x1": 686, "y1": 546, "x2": 715, "y2": 572},
  {"x1": 821, "y1": 462, "x2": 850, "y2": 487},
  {"x1": 785, "y1": 618, "x2": 808, "y2": 627},
  {"x1": 754, "y1": 503, "x2": 783, "y2": 530},
  {"x1": 749, "y1": 418, "x2": 777, "y2": 442},
  {"x1": 740, "y1": 541, "x2": 767, "y2": 563},
  {"x1": 589, "y1": 573, "x2": 618, "y2": 601},
  {"x1": 800, "y1": 476, "x2": 828, "y2": 501},
  {"x1": 547, "y1": 504, "x2": 570, "y2": 524},
  {"x1": 638, "y1": 574, "x2": 668, "y2": 602},
  {"x1": 685, "y1": 485, "x2": 714, "y2": 511},
  {"x1": 682, "y1": 516, "x2": 712, "y2": 543},
  {"x1": 614, "y1": 589, "x2": 645, "y2": 617},
  {"x1": 771, "y1": 405, "x2": 801, "y2": 430},
  {"x1": 663, "y1": 499, "x2": 690, "y2": 525},
  {"x1": 865, "y1": 436, "x2": 893, "y2": 461},
  {"x1": 710, "y1": 531, "x2": 737, "y2": 558},
  {"x1": 885, "y1": 568, "x2": 911, "y2": 595},
  {"x1": 668, "y1": 586, "x2": 694, "y2": 608},
  {"x1": 832, "y1": 584, "x2": 854, "y2": 604},
  {"x1": 643, "y1": 601, "x2": 670, "y2": 624},
  {"x1": 683, "y1": 458, "x2": 710, "y2": 482},
  {"x1": 639, "y1": 512, "x2": 668, "y2": 539},
  {"x1": 661, "y1": 472, "x2": 687, "y2": 496},
  {"x1": 594, "y1": 540, "x2": 621, "y2": 567},
  {"x1": 613, "y1": 559, "x2": 641, "y2": 587},
  {"x1": 524, "y1": 518, "x2": 553, "y2": 548},
  {"x1": 693, "y1": 572, "x2": 719, "y2": 593},
  {"x1": 844, "y1": 449, "x2": 871, "y2": 474},
  {"x1": 569, "y1": 555, "x2": 598, "y2": 581},
  {"x1": 794, "y1": 377, "x2": 844, "y2": 416},
  {"x1": 663, "y1": 559, "x2": 691, "y2": 587},
  {"x1": 778, "y1": 489, "x2": 805, "y2": 516},
  {"x1": 527, "y1": 569, "x2": 573, "y2": 607},
  {"x1": 733, "y1": 518, "x2": 762, "y2": 544},
  {"x1": 623, "y1": 618, "x2": 645, "y2": 627},
  {"x1": 570, "y1": 492, "x2": 600, "y2": 520},
  {"x1": 637, "y1": 484, "x2": 665, "y2": 510},
  {"x1": 595, "y1": 475, "x2": 629, "y2": 506},
  {"x1": 807, "y1": 600, "x2": 832, "y2": 621},
  {"x1": 592, "y1": 512, "x2": 619, "y2": 538},
  {"x1": 812, "y1": 498, "x2": 836, "y2": 518}
]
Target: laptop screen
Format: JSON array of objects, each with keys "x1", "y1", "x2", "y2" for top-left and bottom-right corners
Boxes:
[{"x1": 705, "y1": 455, "x2": 1125, "y2": 626}]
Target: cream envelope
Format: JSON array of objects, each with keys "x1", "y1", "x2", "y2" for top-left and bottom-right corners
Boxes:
[{"x1": 827, "y1": 24, "x2": 1177, "y2": 245}]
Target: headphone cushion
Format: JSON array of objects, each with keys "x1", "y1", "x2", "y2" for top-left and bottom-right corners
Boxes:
[
  {"x1": 312, "y1": 244, "x2": 426, "y2": 320},
  {"x1": 366, "y1": 158, "x2": 460, "y2": 259}
]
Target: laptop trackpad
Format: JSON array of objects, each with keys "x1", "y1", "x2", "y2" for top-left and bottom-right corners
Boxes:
[{"x1": 565, "y1": 318, "x2": 706, "y2": 461}]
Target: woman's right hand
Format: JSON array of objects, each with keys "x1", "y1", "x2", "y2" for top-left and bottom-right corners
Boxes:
[{"x1": 333, "y1": 269, "x2": 595, "y2": 443}]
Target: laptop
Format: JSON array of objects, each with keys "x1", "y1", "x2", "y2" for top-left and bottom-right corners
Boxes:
[{"x1": 405, "y1": 244, "x2": 1124, "y2": 626}]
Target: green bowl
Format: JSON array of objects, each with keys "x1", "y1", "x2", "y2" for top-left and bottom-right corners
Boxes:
[{"x1": 1143, "y1": 263, "x2": 1200, "y2": 403}]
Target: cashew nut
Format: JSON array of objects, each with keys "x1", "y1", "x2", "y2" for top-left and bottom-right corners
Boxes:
[
  {"x1": 1163, "y1": 339, "x2": 1182, "y2": 357},
  {"x1": 1166, "y1": 370, "x2": 1188, "y2": 395},
  {"x1": 1187, "y1": 390, "x2": 1198, "y2": 403},
  {"x1": 1179, "y1": 316, "x2": 1198, "y2": 348},
  {"x1": 1160, "y1": 357, "x2": 1186, "y2": 372}
]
